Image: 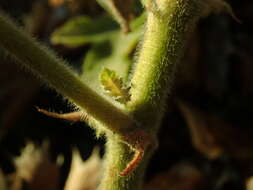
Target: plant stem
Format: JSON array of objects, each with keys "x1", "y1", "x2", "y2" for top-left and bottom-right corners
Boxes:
[
  {"x1": 0, "y1": 0, "x2": 215, "y2": 189},
  {"x1": 99, "y1": 135, "x2": 154, "y2": 190},
  {"x1": 128, "y1": 0, "x2": 200, "y2": 129},
  {"x1": 101, "y1": 0, "x2": 207, "y2": 189},
  {"x1": 0, "y1": 12, "x2": 135, "y2": 135}
]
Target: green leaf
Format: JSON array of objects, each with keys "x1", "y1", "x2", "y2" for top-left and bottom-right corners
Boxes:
[
  {"x1": 81, "y1": 14, "x2": 146, "y2": 91},
  {"x1": 100, "y1": 68, "x2": 130, "y2": 104},
  {"x1": 51, "y1": 13, "x2": 146, "y2": 95},
  {"x1": 51, "y1": 16, "x2": 118, "y2": 48}
]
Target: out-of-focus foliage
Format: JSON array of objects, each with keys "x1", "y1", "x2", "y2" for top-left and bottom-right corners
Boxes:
[
  {"x1": 143, "y1": 163, "x2": 205, "y2": 190},
  {"x1": 51, "y1": 16, "x2": 119, "y2": 47},
  {"x1": 64, "y1": 148, "x2": 102, "y2": 190},
  {"x1": 13, "y1": 142, "x2": 60, "y2": 190},
  {"x1": 51, "y1": 13, "x2": 145, "y2": 90}
]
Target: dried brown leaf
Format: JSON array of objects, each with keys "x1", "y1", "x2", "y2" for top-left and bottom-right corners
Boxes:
[
  {"x1": 143, "y1": 163, "x2": 205, "y2": 190},
  {"x1": 14, "y1": 142, "x2": 60, "y2": 190},
  {"x1": 200, "y1": 0, "x2": 241, "y2": 22},
  {"x1": 178, "y1": 100, "x2": 253, "y2": 160},
  {"x1": 177, "y1": 101, "x2": 223, "y2": 159},
  {"x1": 64, "y1": 147, "x2": 102, "y2": 190}
]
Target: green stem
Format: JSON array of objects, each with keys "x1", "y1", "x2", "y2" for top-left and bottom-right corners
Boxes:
[
  {"x1": 0, "y1": 12, "x2": 135, "y2": 135},
  {"x1": 128, "y1": 0, "x2": 200, "y2": 129},
  {"x1": 99, "y1": 135, "x2": 154, "y2": 190},
  {"x1": 101, "y1": 0, "x2": 207, "y2": 189},
  {"x1": 0, "y1": 0, "x2": 214, "y2": 189}
]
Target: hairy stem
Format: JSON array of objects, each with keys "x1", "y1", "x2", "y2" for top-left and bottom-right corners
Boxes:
[
  {"x1": 99, "y1": 135, "x2": 154, "y2": 190},
  {"x1": 101, "y1": 0, "x2": 207, "y2": 189},
  {"x1": 128, "y1": 0, "x2": 199, "y2": 128},
  {"x1": 0, "y1": 0, "x2": 215, "y2": 189},
  {"x1": 0, "y1": 12, "x2": 135, "y2": 135}
]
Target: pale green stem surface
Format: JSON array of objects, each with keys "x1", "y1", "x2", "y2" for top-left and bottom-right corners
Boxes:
[
  {"x1": 99, "y1": 135, "x2": 153, "y2": 190},
  {"x1": 128, "y1": 0, "x2": 199, "y2": 128},
  {"x1": 0, "y1": 12, "x2": 135, "y2": 135},
  {"x1": 101, "y1": 0, "x2": 204, "y2": 190}
]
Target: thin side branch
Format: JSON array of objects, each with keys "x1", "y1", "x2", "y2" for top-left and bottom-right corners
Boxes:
[{"x1": 0, "y1": 12, "x2": 136, "y2": 136}]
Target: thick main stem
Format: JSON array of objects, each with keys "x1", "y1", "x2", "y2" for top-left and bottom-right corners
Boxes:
[
  {"x1": 0, "y1": 12, "x2": 135, "y2": 135},
  {"x1": 101, "y1": 0, "x2": 204, "y2": 189},
  {"x1": 128, "y1": 0, "x2": 199, "y2": 128},
  {"x1": 99, "y1": 135, "x2": 154, "y2": 190}
]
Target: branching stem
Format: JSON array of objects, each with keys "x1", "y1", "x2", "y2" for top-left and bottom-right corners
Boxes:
[
  {"x1": 0, "y1": 12, "x2": 136, "y2": 136},
  {"x1": 101, "y1": 0, "x2": 209, "y2": 189},
  {"x1": 0, "y1": 0, "x2": 217, "y2": 189}
]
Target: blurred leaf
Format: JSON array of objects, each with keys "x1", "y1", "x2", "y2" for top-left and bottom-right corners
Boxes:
[
  {"x1": 143, "y1": 163, "x2": 205, "y2": 190},
  {"x1": 177, "y1": 100, "x2": 223, "y2": 159},
  {"x1": 100, "y1": 68, "x2": 130, "y2": 103},
  {"x1": 64, "y1": 147, "x2": 102, "y2": 190},
  {"x1": 14, "y1": 142, "x2": 60, "y2": 190},
  {"x1": 51, "y1": 13, "x2": 145, "y2": 90},
  {"x1": 50, "y1": 13, "x2": 145, "y2": 94},
  {"x1": 81, "y1": 14, "x2": 145, "y2": 91},
  {"x1": 178, "y1": 100, "x2": 253, "y2": 161},
  {"x1": 51, "y1": 16, "x2": 119, "y2": 47},
  {"x1": 202, "y1": 0, "x2": 240, "y2": 22}
]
